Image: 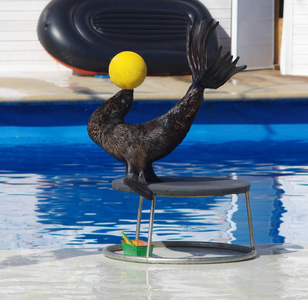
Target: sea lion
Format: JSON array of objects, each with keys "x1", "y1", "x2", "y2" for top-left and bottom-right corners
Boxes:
[{"x1": 87, "y1": 19, "x2": 247, "y2": 200}]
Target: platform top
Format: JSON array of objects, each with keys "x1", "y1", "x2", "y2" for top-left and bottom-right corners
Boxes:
[{"x1": 112, "y1": 176, "x2": 250, "y2": 198}]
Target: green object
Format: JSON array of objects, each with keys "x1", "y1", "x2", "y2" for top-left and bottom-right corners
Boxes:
[{"x1": 121, "y1": 240, "x2": 154, "y2": 257}]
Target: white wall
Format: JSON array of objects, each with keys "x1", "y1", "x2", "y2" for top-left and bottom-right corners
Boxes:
[
  {"x1": 4, "y1": 0, "x2": 291, "y2": 74},
  {"x1": 0, "y1": 0, "x2": 68, "y2": 73},
  {"x1": 231, "y1": 0, "x2": 275, "y2": 70},
  {"x1": 0, "y1": 0, "x2": 231, "y2": 73},
  {"x1": 199, "y1": 0, "x2": 232, "y2": 53},
  {"x1": 281, "y1": 0, "x2": 308, "y2": 76}
]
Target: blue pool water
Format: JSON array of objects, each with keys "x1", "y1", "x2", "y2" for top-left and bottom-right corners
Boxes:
[{"x1": 1, "y1": 99, "x2": 308, "y2": 249}]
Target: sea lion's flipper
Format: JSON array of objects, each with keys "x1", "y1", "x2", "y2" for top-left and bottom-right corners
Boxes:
[
  {"x1": 124, "y1": 164, "x2": 154, "y2": 200},
  {"x1": 124, "y1": 178, "x2": 154, "y2": 201},
  {"x1": 187, "y1": 19, "x2": 247, "y2": 89}
]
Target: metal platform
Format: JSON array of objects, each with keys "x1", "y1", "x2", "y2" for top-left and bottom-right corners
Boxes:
[{"x1": 104, "y1": 176, "x2": 257, "y2": 264}]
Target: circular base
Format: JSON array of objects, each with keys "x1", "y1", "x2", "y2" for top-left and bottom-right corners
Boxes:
[{"x1": 103, "y1": 241, "x2": 257, "y2": 264}]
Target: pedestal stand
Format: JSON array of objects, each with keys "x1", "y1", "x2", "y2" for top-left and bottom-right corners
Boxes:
[{"x1": 103, "y1": 176, "x2": 257, "y2": 264}]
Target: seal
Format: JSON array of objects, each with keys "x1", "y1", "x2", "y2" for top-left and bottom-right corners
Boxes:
[{"x1": 87, "y1": 19, "x2": 247, "y2": 200}]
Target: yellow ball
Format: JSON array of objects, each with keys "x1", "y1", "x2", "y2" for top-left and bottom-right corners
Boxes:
[{"x1": 108, "y1": 51, "x2": 147, "y2": 89}]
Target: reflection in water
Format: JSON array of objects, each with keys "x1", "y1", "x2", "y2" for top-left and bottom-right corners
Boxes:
[
  {"x1": 271, "y1": 170, "x2": 287, "y2": 243},
  {"x1": 272, "y1": 166, "x2": 308, "y2": 244},
  {"x1": 0, "y1": 143, "x2": 308, "y2": 249},
  {"x1": 0, "y1": 173, "x2": 47, "y2": 248}
]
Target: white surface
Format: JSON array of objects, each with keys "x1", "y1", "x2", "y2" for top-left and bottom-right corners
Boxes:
[
  {"x1": 0, "y1": 1, "x2": 69, "y2": 72},
  {"x1": 281, "y1": 0, "x2": 308, "y2": 76},
  {"x1": 0, "y1": 0, "x2": 232, "y2": 73},
  {"x1": 0, "y1": 244, "x2": 307, "y2": 299},
  {"x1": 199, "y1": 0, "x2": 231, "y2": 52},
  {"x1": 231, "y1": 0, "x2": 275, "y2": 70}
]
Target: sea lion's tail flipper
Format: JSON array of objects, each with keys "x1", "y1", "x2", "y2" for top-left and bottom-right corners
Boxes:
[{"x1": 187, "y1": 19, "x2": 247, "y2": 89}]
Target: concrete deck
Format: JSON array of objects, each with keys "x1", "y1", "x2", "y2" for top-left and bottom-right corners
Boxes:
[
  {"x1": 1, "y1": 69, "x2": 308, "y2": 102},
  {"x1": 0, "y1": 244, "x2": 307, "y2": 299},
  {"x1": 1, "y1": 70, "x2": 308, "y2": 299}
]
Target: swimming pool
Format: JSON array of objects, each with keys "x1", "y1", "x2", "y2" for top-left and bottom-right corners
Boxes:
[{"x1": 1, "y1": 99, "x2": 308, "y2": 249}]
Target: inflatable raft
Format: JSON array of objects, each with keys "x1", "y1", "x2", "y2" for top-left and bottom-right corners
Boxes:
[{"x1": 37, "y1": 0, "x2": 219, "y2": 75}]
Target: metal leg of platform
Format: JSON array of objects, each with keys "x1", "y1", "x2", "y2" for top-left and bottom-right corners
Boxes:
[
  {"x1": 135, "y1": 196, "x2": 143, "y2": 240},
  {"x1": 245, "y1": 191, "x2": 255, "y2": 250},
  {"x1": 146, "y1": 196, "x2": 156, "y2": 257}
]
